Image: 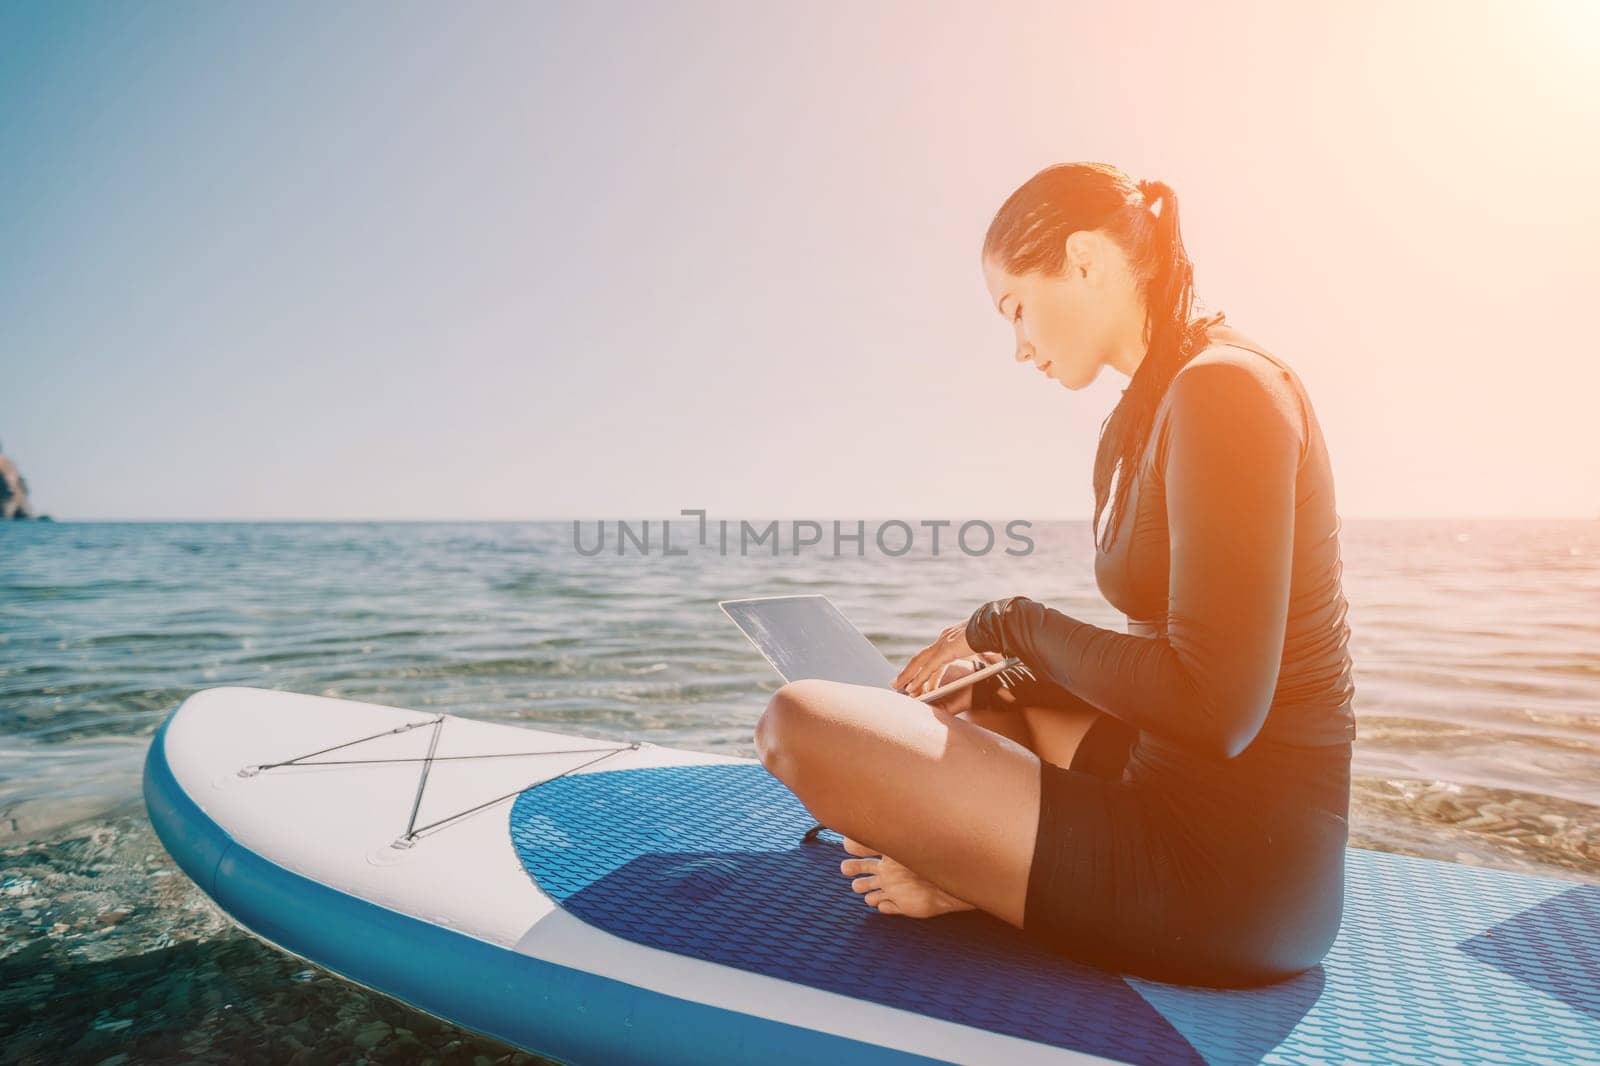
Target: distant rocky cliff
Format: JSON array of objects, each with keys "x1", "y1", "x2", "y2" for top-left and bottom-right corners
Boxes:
[{"x1": 0, "y1": 440, "x2": 40, "y2": 519}]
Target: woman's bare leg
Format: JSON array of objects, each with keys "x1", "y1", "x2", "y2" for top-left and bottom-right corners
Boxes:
[
  {"x1": 842, "y1": 702, "x2": 1093, "y2": 919},
  {"x1": 755, "y1": 678, "x2": 1045, "y2": 929},
  {"x1": 841, "y1": 702, "x2": 1107, "y2": 918},
  {"x1": 966, "y1": 698, "x2": 1106, "y2": 770},
  {"x1": 963, "y1": 702, "x2": 1035, "y2": 750},
  {"x1": 1019, "y1": 702, "x2": 1102, "y2": 770}
]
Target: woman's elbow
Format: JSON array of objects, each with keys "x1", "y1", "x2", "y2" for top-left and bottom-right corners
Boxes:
[
  {"x1": 1214, "y1": 729, "x2": 1256, "y2": 761},
  {"x1": 1206, "y1": 700, "x2": 1270, "y2": 760},
  {"x1": 1171, "y1": 669, "x2": 1268, "y2": 760}
]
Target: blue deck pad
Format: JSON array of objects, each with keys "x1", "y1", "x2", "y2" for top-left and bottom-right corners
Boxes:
[{"x1": 509, "y1": 764, "x2": 1600, "y2": 1065}]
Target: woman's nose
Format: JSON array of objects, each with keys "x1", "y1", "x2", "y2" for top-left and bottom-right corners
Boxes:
[{"x1": 1012, "y1": 320, "x2": 1033, "y2": 363}]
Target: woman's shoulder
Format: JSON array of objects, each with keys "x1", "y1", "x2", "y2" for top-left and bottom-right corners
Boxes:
[
  {"x1": 1162, "y1": 321, "x2": 1309, "y2": 457},
  {"x1": 1187, "y1": 314, "x2": 1296, "y2": 379},
  {"x1": 1175, "y1": 350, "x2": 1296, "y2": 410}
]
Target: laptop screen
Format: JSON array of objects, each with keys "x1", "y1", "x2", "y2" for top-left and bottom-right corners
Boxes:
[{"x1": 719, "y1": 595, "x2": 897, "y2": 689}]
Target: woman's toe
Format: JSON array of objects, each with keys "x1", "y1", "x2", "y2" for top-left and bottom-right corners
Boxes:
[
  {"x1": 840, "y1": 857, "x2": 877, "y2": 877},
  {"x1": 850, "y1": 875, "x2": 879, "y2": 895},
  {"x1": 864, "y1": 889, "x2": 887, "y2": 907},
  {"x1": 841, "y1": 836, "x2": 879, "y2": 857}
]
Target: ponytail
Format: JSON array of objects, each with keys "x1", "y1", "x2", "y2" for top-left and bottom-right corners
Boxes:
[{"x1": 1089, "y1": 178, "x2": 1203, "y2": 552}]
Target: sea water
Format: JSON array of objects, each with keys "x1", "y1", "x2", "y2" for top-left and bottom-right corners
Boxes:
[{"x1": 2, "y1": 519, "x2": 1596, "y2": 1062}]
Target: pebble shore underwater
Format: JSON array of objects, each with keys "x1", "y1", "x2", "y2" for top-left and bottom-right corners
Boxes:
[{"x1": 2, "y1": 519, "x2": 1596, "y2": 1063}]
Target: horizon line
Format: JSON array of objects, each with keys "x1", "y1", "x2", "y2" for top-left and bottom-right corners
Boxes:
[{"x1": 9, "y1": 515, "x2": 1599, "y2": 525}]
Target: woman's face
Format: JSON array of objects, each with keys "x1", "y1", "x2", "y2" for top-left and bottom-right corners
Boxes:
[{"x1": 982, "y1": 231, "x2": 1134, "y2": 390}]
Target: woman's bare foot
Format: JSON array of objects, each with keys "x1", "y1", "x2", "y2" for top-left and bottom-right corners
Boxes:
[{"x1": 838, "y1": 836, "x2": 976, "y2": 918}]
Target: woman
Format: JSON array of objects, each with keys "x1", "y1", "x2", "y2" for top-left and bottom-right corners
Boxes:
[{"x1": 753, "y1": 162, "x2": 1357, "y2": 988}]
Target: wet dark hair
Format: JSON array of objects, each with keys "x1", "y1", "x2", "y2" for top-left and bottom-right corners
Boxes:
[{"x1": 982, "y1": 162, "x2": 1209, "y2": 552}]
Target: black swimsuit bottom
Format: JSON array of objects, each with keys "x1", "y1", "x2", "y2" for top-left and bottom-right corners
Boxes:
[{"x1": 1030, "y1": 711, "x2": 1351, "y2": 988}]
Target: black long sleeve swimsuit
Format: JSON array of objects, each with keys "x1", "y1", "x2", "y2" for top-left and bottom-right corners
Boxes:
[{"x1": 965, "y1": 313, "x2": 1357, "y2": 987}]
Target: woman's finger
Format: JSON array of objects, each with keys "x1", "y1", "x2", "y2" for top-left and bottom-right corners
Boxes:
[
  {"x1": 924, "y1": 649, "x2": 976, "y2": 691},
  {"x1": 893, "y1": 643, "x2": 938, "y2": 690},
  {"x1": 891, "y1": 649, "x2": 919, "y2": 689},
  {"x1": 895, "y1": 622, "x2": 978, "y2": 693},
  {"x1": 904, "y1": 651, "x2": 953, "y2": 695},
  {"x1": 924, "y1": 660, "x2": 977, "y2": 711},
  {"x1": 906, "y1": 660, "x2": 940, "y2": 694}
]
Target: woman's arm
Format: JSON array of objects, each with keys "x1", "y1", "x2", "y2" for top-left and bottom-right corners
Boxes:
[{"x1": 965, "y1": 359, "x2": 1303, "y2": 760}]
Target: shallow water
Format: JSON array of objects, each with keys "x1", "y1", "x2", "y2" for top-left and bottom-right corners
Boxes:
[{"x1": 2, "y1": 519, "x2": 1597, "y2": 1062}]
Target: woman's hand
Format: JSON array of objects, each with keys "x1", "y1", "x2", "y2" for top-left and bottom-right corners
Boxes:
[
  {"x1": 894, "y1": 622, "x2": 980, "y2": 697},
  {"x1": 921, "y1": 653, "x2": 1005, "y2": 714}
]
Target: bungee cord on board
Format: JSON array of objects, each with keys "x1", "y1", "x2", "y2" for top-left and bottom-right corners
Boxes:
[
  {"x1": 403, "y1": 715, "x2": 446, "y2": 842},
  {"x1": 397, "y1": 743, "x2": 639, "y2": 845},
  {"x1": 238, "y1": 716, "x2": 443, "y2": 775},
  {"x1": 238, "y1": 655, "x2": 1040, "y2": 850},
  {"x1": 237, "y1": 714, "x2": 642, "y2": 849}
]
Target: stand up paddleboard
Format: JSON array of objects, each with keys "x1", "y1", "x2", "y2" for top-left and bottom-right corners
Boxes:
[{"x1": 144, "y1": 687, "x2": 1599, "y2": 1065}]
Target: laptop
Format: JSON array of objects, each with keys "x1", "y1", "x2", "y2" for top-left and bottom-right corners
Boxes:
[
  {"x1": 719, "y1": 594, "x2": 901, "y2": 689},
  {"x1": 719, "y1": 594, "x2": 1030, "y2": 703}
]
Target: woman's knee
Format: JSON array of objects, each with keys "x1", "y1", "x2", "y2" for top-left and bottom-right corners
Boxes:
[{"x1": 754, "y1": 679, "x2": 835, "y2": 780}]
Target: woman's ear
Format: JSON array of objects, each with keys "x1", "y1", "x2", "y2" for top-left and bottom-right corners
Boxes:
[{"x1": 1062, "y1": 230, "x2": 1096, "y2": 282}]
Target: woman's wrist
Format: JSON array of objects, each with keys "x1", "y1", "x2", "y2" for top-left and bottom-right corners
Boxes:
[
  {"x1": 964, "y1": 607, "x2": 991, "y2": 654},
  {"x1": 965, "y1": 597, "x2": 1016, "y2": 656}
]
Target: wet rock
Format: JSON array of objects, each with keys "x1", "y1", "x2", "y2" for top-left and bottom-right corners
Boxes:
[{"x1": 0, "y1": 441, "x2": 39, "y2": 520}]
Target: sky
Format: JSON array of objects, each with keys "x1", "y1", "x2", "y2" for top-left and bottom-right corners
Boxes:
[{"x1": 2, "y1": 1, "x2": 1597, "y2": 521}]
